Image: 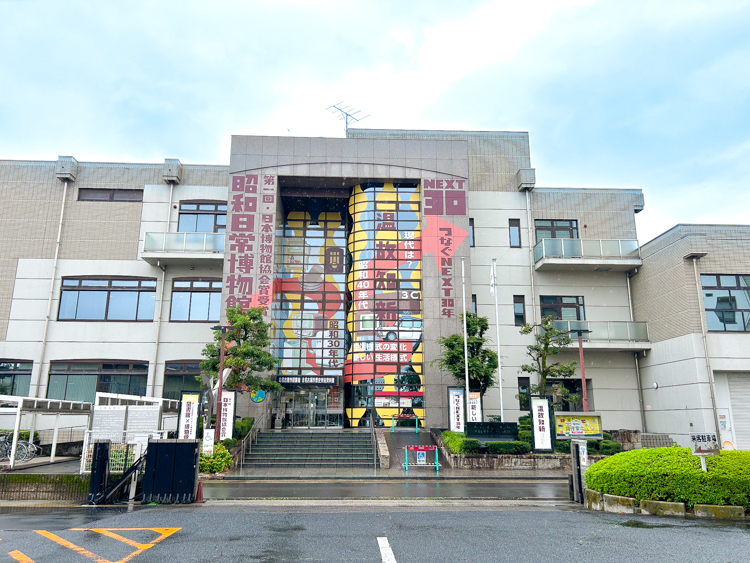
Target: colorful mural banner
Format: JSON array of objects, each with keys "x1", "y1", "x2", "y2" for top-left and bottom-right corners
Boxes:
[
  {"x1": 555, "y1": 413, "x2": 603, "y2": 440},
  {"x1": 345, "y1": 182, "x2": 424, "y2": 427}
]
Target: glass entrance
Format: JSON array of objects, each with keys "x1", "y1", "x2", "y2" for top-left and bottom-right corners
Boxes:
[{"x1": 278, "y1": 388, "x2": 342, "y2": 429}]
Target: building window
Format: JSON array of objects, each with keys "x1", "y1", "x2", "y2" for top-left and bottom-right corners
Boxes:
[
  {"x1": 471, "y1": 294, "x2": 477, "y2": 314},
  {"x1": 540, "y1": 296, "x2": 585, "y2": 321},
  {"x1": 701, "y1": 274, "x2": 750, "y2": 332},
  {"x1": 509, "y1": 219, "x2": 521, "y2": 248},
  {"x1": 0, "y1": 361, "x2": 32, "y2": 396},
  {"x1": 163, "y1": 362, "x2": 203, "y2": 400},
  {"x1": 170, "y1": 279, "x2": 222, "y2": 322},
  {"x1": 518, "y1": 377, "x2": 530, "y2": 410},
  {"x1": 78, "y1": 189, "x2": 143, "y2": 202},
  {"x1": 513, "y1": 295, "x2": 526, "y2": 326},
  {"x1": 178, "y1": 201, "x2": 227, "y2": 233},
  {"x1": 47, "y1": 362, "x2": 148, "y2": 403},
  {"x1": 535, "y1": 219, "x2": 578, "y2": 243},
  {"x1": 469, "y1": 218, "x2": 475, "y2": 247},
  {"x1": 58, "y1": 278, "x2": 156, "y2": 321}
]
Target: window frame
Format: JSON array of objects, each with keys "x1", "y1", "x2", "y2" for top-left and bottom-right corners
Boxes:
[
  {"x1": 169, "y1": 278, "x2": 223, "y2": 323},
  {"x1": 534, "y1": 219, "x2": 579, "y2": 243},
  {"x1": 539, "y1": 295, "x2": 586, "y2": 321},
  {"x1": 178, "y1": 200, "x2": 228, "y2": 234},
  {"x1": 163, "y1": 361, "x2": 203, "y2": 400},
  {"x1": 78, "y1": 189, "x2": 143, "y2": 202},
  {"x1": 513, "y1": 295, "x2": 526, "y2": 326},
  {"x1": 701, "y1": 274, "x2": 750, "y2": 332},
  {"x1": 57, "y1": 277, "x2": 157, "y2": 322},
  {"x1": 469, "y1": 218, "x2": 475, "y2": 247},
  {"x1": 47, "y1": 361, "x2": 149, "y2": 402},
  {"x1": 471, "y1": 294, "x2": 477, "y2": 314},
  {"x1": 509, "y1": 219, "x2": 521, "y2": 248},
  {"x1": 0, "y1": 360, "x2": 33, "y2": 396}
]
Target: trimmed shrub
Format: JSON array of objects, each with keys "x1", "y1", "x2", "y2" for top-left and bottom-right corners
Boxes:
[
  {"x1": 222, "y1": 438, "x2": 238, "y2": 450},
  {"x1": 555, "y1": 440, "x2": 572, "y2": 454},
  {"x1": 462, "y1": 439, "x2": 480, "y2": 454},
  {"x1": 599, "y1": 440, "x2": 622, "y2": 456},
  {"x1": 487, "y1": 441, "x2": 531, "y2": 455},
  {"x1": 199, "y1": 444, "x2": 232, "y2": 474},
  {"x1": 587, "y1": 439, "x2": 599, "y2": 453},
  {"x1": 603, "y1": 432, "x2": 612, "y2": 441},
  {"x1": 585, "y1": 447, "x2": 750, "y2": 510},
  {"x1": 234, "y1": 417, "x2": 254, "y2": 440},
  {"x1": 518, "y1": 430, "x2": 532, "y2": 444}
]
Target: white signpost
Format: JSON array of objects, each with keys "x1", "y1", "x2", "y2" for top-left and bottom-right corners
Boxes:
[
  {"x1": 690, "y1": 432, "x2": 720, "y2": 471},
  {"x1": 530, "y1": 397, "x2": 553, "y2": 452},
  {"x1": 448, "y1": 388, "x2": 465, "y2": 433}
]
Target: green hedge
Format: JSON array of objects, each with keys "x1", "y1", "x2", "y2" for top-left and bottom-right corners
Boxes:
[
  {"x1": 463, "y1": 439, "x2": 480, "y2": 454},
  {"x1": 487, "y1": 441, "x2": 531, "y2": 455},
  {"x1": 555, "y1": 440, "x2": 571, "y2": 454},
  {"x1": 599, "y1": 440, "x2": 622, "y2": 456},
  {"x1": 234, "y1": 417, "x2": 254, "y2": 440},
  {"x1": 585, "y1": 447, "x2": 750, "y2": 510},
  {"x1": 199, "y1": 443, "x2": 232, "y2": 474},
  {"x1": 518, "y1": 430, "x2": 532, "y2": 444},
  {"x1": 441, "y1": 432, "x2": 478, "y2": 454}
]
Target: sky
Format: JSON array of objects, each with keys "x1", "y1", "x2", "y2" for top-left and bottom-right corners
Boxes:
[{"x1": 1, "y1": 0, "x2": 749, "y2": 243}]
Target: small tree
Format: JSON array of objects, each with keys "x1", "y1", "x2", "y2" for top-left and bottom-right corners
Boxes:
[
  {"x1": 199, "y1": 305, "x2": 283, "y2": 393},
  {"x1": 431, "y1": 312, "x2": 498, "y2": 396},
  {"x1": 519, "y1": 316, "x2": 578, "y2": 402}
]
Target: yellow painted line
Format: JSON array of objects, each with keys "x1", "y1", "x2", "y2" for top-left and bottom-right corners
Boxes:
[
  {"x1": 34, "y1": 528, "x2": 182, "y2": 563},
  {"x1": 8, "y1": 550, "x2": 36, "y2": 563}
]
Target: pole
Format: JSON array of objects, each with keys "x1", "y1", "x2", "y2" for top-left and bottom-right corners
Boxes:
[
  {"x1": 460, "y1": 258, "x2": 471, "y2": 422},
  {"x1": 492, "y1": 259, "x2": 503, "y2": 421},
  {"x1": 578, "y1": 333, "x2": 589, "y2": 412},
  {"x1": 214, "y1": 328, "x2": 228, "y2": 442}
]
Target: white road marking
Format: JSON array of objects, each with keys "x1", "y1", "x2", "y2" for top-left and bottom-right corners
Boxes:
[{"x1": 377, "y1": 536, "x2": 397, "y2": 563}]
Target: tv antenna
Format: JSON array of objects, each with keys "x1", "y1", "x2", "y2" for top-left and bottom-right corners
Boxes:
[{"x1": 326, "y1": 102, "x2": 370, "y2": 135}]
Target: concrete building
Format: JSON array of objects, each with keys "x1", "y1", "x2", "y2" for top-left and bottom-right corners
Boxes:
[
  {"x1": 632, "y1": 225, "x2": 750, "y2": 448},
  {"x1": 0, "y1": 128, "x2": 669, "y2": 437}
]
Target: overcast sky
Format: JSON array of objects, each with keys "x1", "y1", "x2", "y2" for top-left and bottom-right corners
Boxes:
[{"x1": 1, "y1": 0, "x2": 749, "y2": 242}]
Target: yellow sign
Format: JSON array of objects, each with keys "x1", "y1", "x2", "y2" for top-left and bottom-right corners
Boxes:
[{"x1": 555, "y1": 413, "x2": 603, "y2": 439}]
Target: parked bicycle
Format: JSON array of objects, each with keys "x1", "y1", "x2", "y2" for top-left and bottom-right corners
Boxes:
[{"x1": 0, "y1": 431, "x2": 36, "y2": 462}]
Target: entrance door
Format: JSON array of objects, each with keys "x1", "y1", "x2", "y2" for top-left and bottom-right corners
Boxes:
[
  {"x1": 292, "y1": 390, "x2": 309, "y2": 427},
  {"x1": 310, "y1": 390, "x2": 327, "y2": 427}
]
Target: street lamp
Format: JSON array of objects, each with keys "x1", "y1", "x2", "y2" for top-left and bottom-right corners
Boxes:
[
  {"x1": 567, "y1": 321, "x2": 592, "y2": 412},
  {"x1": 211, "y1": 324, "x2": 234, "y2": 442}
]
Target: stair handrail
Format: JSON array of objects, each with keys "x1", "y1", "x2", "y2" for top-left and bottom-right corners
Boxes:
[
  {"x1": 370, "y1": 423, "x2": 378, "y2": 470},
  {"x1": 239, "y1": 425, "x2": 260, "y2": 470}
]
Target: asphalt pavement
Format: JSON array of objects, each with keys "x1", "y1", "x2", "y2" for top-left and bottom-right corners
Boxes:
[{"x1": 0, "y1": 502, "x2": 747, "y2": 562}]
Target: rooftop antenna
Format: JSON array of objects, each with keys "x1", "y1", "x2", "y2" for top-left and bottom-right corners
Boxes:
[{"x1": 326, "y1": 102, "x2": 370, "y2": 136}]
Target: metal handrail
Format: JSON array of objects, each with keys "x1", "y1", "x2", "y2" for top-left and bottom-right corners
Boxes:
[
  {"x1": 534, "y1": 238, "x2": 640, "y2": 262},
  {"x1": 143, "y1": 232, "x2": 225, "y2": 253},
  {"x1": 239, "y1": 426, "x2": 260, "y2": 470}
]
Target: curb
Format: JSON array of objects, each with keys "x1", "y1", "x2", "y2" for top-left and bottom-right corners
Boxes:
[{"x1": 212, "y1": 475, "x2": 569, "y2": 482}]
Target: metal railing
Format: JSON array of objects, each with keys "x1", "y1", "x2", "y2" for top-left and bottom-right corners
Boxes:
[
  {"x1": 143, "y1": 232, "x2": 225, "y2": 253},
  {"x1": 80, "y1": 430, "x2": 167, "y2": 474},
  {"x1": 534, "y1": 238, "x2": 640, "y2": 262},
  {"x1": 239, "y1": 426, "x2": 260, "y2": 470},
  {"x1": 551, "y1": 320, "x2": 649, "y2": 342}
]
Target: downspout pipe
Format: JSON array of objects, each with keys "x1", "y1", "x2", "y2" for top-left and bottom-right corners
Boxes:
[
  {"x1": 37, "y1": 180, "x2": 69, "y2": 398},
  {"x1": 525, "y1": 189, "x2": 536, "y2": 324},
  {"x1": 150, "y1": 263, "x2": 167, "y2": 397},
  {"x1": 692, "y1": 257, "x2": 722, "y2": 443},
  {"x1": 627, "y1": 269, "x2": 647, "y2": 432}
]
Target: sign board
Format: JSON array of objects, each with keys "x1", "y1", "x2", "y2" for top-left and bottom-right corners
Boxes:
[
  {"x1": 530, "y1": 396, "x2": 553, "y2": 453},
  {"x1": 468, "y1": 392, "x2": 482, "y2": 423},
  {"x1": 448, "y1": 388, "x2": 465, "y2": 433},
  {"x1": 178, "y1": 392, "x2": 201, "y2": 440},
  {"x1": 416, "y1": 450, "x2": 426, "y2": 465},
  {"x1": 126, "y1": 405, "x2": 162, "y2": 433},
  {"x1": 690, "y1": 432, "x2": 720, "y2": 456},
  {"x1": 202, "y1": 431, "x2": 214, "y2": 456},
  {"x1": 555, "y1": 413, "x2": 603, "y2": 440},
  {"x1": 250, "y1": 389, "x2": 266, "y2": 403},
  {"x1": 277, "y1": 376, "x2": 337, "y2": 386},
  {"x1": 218, "y1": 391, "x2": 235, "y2": 441},
  {"x1": 91, "y1": 405, "x2": 126, "y2": 439}
]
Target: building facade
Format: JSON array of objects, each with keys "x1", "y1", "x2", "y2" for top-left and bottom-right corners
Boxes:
[{"x1": 1, "y1": 128, "x2": 723, "y2": 442}]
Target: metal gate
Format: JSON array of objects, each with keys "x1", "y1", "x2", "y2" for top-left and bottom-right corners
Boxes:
[{"x1": 728, "y1": 373, "x2": 750, "y2": 450}]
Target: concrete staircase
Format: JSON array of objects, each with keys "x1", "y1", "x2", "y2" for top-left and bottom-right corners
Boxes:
[{"x1": 243, "y1": 431, "x2": 377, "y2": 468}]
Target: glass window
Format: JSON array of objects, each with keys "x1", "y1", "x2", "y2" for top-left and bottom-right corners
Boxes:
[
  {"x1": 169, "y1": 279, "x2": 221, "y2": 322},
  {"x1": 469, "y1": 218, "x2": 475, "y2": 247},
  {"x1": 47, "y1": 362, "x2": 148, "y2": 402},
  {"x1": 163, "y1": 362, "x2": 202, "y2": 400},
  {"x1": 0, "y1": 361, "x2": 32, "y2": 396},
  {"x1": 535, "y1": 219, "x2": 578, "y2": 243},
  {"x1": 518, "y1": 377, "x2": 530, "y2": 410},
  {"x1": 540, "y1": 296, "x2": 585, "y2": 321},
  {"x1": 509, "y1": 219, "x2": 521, "y2": 248},
  {"x1": 58, "y1": 278, "x2": 156, "y2": 321},
  {"x1": 78, "y1": 189, "x2": 143, "y2": 202},
  {"x1": 513, "y1": 296, "x2": 526, "y2": 326},
  {"x1": 471, "y1": 294, "x2": 477, "y2": 314},
  {"x1": 178, "y1": 201, "x2": 227, "y2": 233},
  {"x1": 702, "y1": 274, "x2": 750, "y2": 332}
]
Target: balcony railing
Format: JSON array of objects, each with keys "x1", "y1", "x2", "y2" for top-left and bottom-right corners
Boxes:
[
  {"x1": 534, "y1": 238, "x2": 640, "y2": 262},
  {"x1": 551, "y1": 320, "x2": 649, "y2": 342},
  {"x1": 143, "y1": 232, "x2": 224, "y2": 253}
]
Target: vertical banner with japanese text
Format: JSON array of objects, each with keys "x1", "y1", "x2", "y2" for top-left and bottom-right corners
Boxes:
[
  {"x1": 468, "y1": 391, "x2": 482, "y2": 423},
  {"x1": 449, "y1": 388, "x2": 465, "y2": 432},
  {"x1": 178, "y1": 392, "x2": 200, "y2": 440},
  {"x1": 218, "y1": 390, "x2": 235, "y2": 441},
  {"x1": 224, "y1": 173, "x2": 278, "y2": 316},
  {"x1": 530, "y1": 396, "x2": 553, "y2": 452}
]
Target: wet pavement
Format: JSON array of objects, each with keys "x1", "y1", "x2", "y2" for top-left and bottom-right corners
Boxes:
[
  {"x1": 202, "y1": 479, "x2": 569, "y2": 500},
  {"x1": 1, "y1": 458, "x2": 80, "y2": 474}
]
